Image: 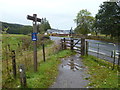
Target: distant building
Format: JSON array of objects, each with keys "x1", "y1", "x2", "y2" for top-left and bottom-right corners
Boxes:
[{"x1": 47, "y1": 29, "x2": 73, "y2": 35}]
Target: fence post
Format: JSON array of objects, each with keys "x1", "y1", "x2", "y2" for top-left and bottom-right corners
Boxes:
[
  {"x1": 112, "y1": 50, "x2": 116, "y2": 70},
  {"x1": 42, "y1": 44, "x2": 46, "y2": 62},
  {"x1": 11, "y1": 50, "x2": 16, "y2": 78},
  {"x1": 85, "y1": 41, "x2": 88, "y2": 56},
  {"x1": 118, "y1": 52, "x2": 120, "y2": 88},
  {"x1": 118, "y1": 52, "x2": 120, "y2": 71},
  {"x1": 63, "y1": 38, "x2": 66, "y2": 50},
  {"x1": 61, "y1": 39, "x2": 63, "y2": 50},
  {"x1": 19, "y1": 64, "x2": 27, "y2": 88},
  {"x1": 70, "y1": 38, "x2": 74, "y2": 51},
  {"x1": 97, "y1": 43, "x2": 99, "y2": 58},
  {"x1": 111, "y1": 51, "x2": 113, "y2": 58},
  {"x1": 81, "y1": 38, "x2": 85, "y2": 56},
  {"x1": 5, "y1": 45, "x2": 9, "y2": 75}
]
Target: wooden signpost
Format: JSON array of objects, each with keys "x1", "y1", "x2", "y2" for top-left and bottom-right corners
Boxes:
[{"x1": 27, "y1": 14, "x2": 41, "y2": 72}]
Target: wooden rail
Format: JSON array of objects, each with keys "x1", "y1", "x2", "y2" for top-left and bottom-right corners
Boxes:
[
  {"x1": 61, "y1": 38, "x2": 87, "y2": 56},
  {"x1": 61, "y1": 37, "x2": 120, "y2": 70}
]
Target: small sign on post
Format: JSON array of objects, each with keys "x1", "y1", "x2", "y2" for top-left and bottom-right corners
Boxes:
[{"x1": 32, "y1": 33, "x2": 37, "y2": 41}]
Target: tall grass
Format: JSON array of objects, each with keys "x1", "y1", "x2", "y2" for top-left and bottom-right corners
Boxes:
[
  {"x1": 2, "y1": 36, "x2": 73, "y2": 88},
  {"x1": 82, "y1": 55, "x2": 118, "y2": 88},
  {"x1": 2, "y1": 34, "x2": 53, "y2": 88}
]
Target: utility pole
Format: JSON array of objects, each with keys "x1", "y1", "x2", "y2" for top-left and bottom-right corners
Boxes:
[{"x1": 27, "y1": 14, "x2": 41, "y2": 72}]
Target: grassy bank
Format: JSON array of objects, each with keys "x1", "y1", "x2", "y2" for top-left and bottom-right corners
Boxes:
[
  {"x1": 2, "y1": 34, "x2": 53, "y2": 88},
  {"x1": 82, "y1": 55, "x2": 118, "y2": 88},
  {"x1": 4, "y1": 50, "x2": 73, "y2": 88},
  {"x1": 27, "y1": 50, "x2": 73, "y2": 88}
]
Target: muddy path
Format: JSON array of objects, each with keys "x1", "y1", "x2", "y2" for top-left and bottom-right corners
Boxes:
[{"x1": 50, "y1": 54, "x2": 91, "y2": 88}]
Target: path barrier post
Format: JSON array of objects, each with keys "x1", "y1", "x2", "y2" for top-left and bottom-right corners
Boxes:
[{"x1": 19, "y1": 64, "x2": 27, "y2": 88}]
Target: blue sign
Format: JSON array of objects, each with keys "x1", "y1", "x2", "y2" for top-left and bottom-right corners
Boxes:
[{"x1": 32, "y1": 33, "x2": 37, "y2": 41}]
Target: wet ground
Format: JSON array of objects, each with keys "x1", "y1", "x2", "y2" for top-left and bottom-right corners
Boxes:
[{"x1": 50, "y1": 54, "x2": 91, "y2": 88}]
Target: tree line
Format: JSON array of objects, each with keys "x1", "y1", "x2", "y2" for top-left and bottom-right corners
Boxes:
[
  {"x1": 74, "y1": 2, "x2": 120, "y2": 40},
  {"x1": 2, "y1": 18, "x2": 51, "y2": 35}
]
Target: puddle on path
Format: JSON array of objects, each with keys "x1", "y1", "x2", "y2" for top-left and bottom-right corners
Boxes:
[
  {"x1": 51, "y1": 55, "x2": 92, "y2": 88},
  {"x1": 61, "y1": 58, "x2": 85, "y2": 72},
  {"x1": 50, "y1": 54, "x2": 91, "y2": 88}
]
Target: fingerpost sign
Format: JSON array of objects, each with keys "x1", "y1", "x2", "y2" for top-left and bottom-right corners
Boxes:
[{"x1": 27, "y1": 14, "x2": 41, "y2": 72}]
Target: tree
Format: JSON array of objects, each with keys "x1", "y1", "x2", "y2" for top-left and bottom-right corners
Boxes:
[
  {"x1": 20, "y1": 26, "x2": 32, "y2": 35},
  {"x1": 94, "y1": 2, "x2": 120, "y2": 39},
  {"x1": 3, "y1": 23, "x2": 22, "y2": 34},
  {"x1": 2, "y1": 26, "x2": 9, "y2": 34},
  {"x1": 74, "y1": 9, "x2": 95, "y2": 35},
  {"x1": 2, "y1": 22, "x2": 32, "y2": 34},
  {"x1": 38, "y1": 18, "x2": 51, "y2": 34}
]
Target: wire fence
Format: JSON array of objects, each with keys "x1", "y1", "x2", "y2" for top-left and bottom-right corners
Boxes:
[{"x1": 88, "y1": 41, "x2": 120, "y2": 69}]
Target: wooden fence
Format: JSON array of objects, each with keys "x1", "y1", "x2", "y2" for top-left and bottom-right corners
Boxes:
[
  {"x1": 60, "y1": 38, "x2": 88, "y2": 56},
  {"x1": 60, "y1": 37, "x2": 120, "y2": 70}
]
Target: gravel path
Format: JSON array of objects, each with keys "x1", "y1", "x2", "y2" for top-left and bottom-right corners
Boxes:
[{"x1": 50, "y1": 54, "x2": 91, "y2": 88}]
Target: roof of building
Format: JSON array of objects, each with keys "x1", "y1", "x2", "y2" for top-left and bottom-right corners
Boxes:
[{"x1": 47, "y1": 28, "x2": 74, "y2": 33}]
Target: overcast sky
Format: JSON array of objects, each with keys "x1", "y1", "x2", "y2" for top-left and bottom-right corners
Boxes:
[{"x1": 0, "y1": 0, "x2": 108, "y2": 30}]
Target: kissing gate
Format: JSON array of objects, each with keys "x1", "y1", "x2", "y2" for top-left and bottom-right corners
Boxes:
[{"x1": 61, "y1": 38, "x2": 88, "y2": 56}]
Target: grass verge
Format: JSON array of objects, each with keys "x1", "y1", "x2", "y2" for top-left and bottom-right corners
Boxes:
[
  {"x1": 2, "y1": 34, "x2": 53, "y2": 87},
  {"x1": 82, "y1": 55, "x2": 119, "y2": 88},
  {"x1": 4, "y1": 50, "x2": 74, "y2": 88},
  {"x1": 26, "y1": 50, "x2": 73, "y2": 88}
]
